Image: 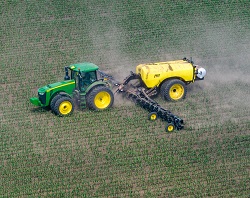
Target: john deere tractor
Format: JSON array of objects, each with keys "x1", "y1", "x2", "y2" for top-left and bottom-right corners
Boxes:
[{"x1": 30, "y1": 62, "x2": 115, "y2": 116}]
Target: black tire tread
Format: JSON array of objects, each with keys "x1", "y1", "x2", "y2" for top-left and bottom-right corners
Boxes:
[{"x1": 50, "y1": 94, "x2": 63, "y2": 112}]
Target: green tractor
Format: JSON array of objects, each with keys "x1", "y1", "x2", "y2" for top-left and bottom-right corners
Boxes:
[{"x1": 30, "y1": 62, "x2": 115, "y2": 116}]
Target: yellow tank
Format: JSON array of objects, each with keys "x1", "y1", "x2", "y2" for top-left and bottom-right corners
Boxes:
[{"x1": 136, "y1": 59, "x2": 195, "y2": 88}]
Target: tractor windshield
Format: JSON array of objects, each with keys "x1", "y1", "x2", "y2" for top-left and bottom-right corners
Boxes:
[
  {"x1": 79, "y1": 71, "x2": 97, "y2": 91},
  {"x1": 82, "y1": 71, "x2": 97, "y2": 84}
]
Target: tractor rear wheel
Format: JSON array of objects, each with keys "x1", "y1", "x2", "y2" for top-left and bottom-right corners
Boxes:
[
  {"x1": 54, "y1": 96, "x2": 74, "y2": 116},
  {"x1": 87, "y1": 86, "x2": 114, "y2": 110},
  {"x1": 161, "y1": 79, "x2": 187, "y2": 101}
]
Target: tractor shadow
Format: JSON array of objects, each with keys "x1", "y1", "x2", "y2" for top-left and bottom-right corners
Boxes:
[{"x1": 30, "y1": 106, "x2": 52, "y2": 114}]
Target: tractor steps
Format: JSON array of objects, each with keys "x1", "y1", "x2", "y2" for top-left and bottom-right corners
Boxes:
[{"x1": 79, "y1": 93, "x2": 86, "y2": 109}]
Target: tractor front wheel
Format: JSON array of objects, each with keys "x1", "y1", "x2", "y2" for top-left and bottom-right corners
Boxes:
[
  {"x1": 161, "y1": 79, "x2": 187, "y2": 101},
  {"x1": 50, "y1": 94, "x2": 63, "y2": 112},
  {"x1": 87, "y1": 86, "x2": 114, "y2": 110},
  {"x1": 54, "y1": 97, "x2": 74, "y2": 116}
]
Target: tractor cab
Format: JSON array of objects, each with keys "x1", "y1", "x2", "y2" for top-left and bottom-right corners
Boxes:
[{"x1": 64, "y1": 62, "x2": 99, "y2": 91}]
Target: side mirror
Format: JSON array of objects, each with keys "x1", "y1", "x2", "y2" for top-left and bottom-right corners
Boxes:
[{"x1": 64, "y1": 67, "x2": 70, "y2": 80}]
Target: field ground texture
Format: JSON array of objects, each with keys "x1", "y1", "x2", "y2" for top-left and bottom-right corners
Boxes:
[{"x1": 1, "y1": 1, "x2": 250, "y2": 197}]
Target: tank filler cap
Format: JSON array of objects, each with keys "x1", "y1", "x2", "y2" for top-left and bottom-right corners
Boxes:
[{"x1": 197, "y1": 68, "x2": 206, "y2": 79}]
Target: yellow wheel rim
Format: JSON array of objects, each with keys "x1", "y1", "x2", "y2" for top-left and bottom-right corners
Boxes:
[
  {"x1": 59, "y1": 101, "x2": 72, "y2": 115},
  {"x1": 150, "y1": 114, "x2": 157, "y2": 120},
  {"x1": 94, "y1": 91, "x2": 111, "y2": 109},
  {"x1": 167, "y1": 125, "x2": 174, "y2": 132},
  {"x1": 169, "y1": 84, "x2": 184, "y2": 100}
]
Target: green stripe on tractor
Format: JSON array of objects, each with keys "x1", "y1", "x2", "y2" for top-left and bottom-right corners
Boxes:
[{"x1": 46, "y1": 81, "x2": 75, "y2": 92}]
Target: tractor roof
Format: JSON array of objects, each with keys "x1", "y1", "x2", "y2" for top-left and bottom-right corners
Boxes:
[{"x1": 69, "y1": 62, "x2": 99, "y2": 72}]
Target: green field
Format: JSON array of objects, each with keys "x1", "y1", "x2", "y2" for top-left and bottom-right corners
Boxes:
[{"x1": 1, "y1": 1, "x2": 250, "y2": 197}]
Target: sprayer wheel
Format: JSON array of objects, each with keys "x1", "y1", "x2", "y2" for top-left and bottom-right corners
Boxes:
[
  {"x1": 148, "y1": 112, "x2": 158, "y2": 121},
  {"x1": 161, "y1": 79, "x2": 187, "y2": 101},
  {"x1": 166, "y1": 123, "x2": 175, "y2": 132}
]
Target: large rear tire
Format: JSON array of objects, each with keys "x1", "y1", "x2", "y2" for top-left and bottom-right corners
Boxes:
[
  {"x1": 54, "y1": 97, "x2": 74, "y2": 116},
  {"x1": 161, "y1": 79, "x2": 187, "y2": 101},
  {"x1": 87, "y1": 86, "x2": 114, "y2": 110}
]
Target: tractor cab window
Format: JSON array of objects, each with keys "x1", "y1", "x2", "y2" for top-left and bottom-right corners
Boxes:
[
  {"x1": 82, "y1": 71, "x2": 97, "y2": 83},
  {"x1": 80, "y1": 71, "x2": 97, "y2": 91},
  {"x1": 89, "y1": 71, "x2": 97, "y2": 82},
  {"x1": 71, "y1": 70, "x2": 77, "y2": 80}
]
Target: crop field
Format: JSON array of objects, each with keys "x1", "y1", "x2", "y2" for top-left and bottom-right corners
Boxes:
[{"x1": 1, "y1": 0, "x2": 250, "y2": 197}]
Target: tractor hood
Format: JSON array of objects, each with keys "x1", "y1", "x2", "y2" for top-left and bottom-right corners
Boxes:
[
  {"x1": 30, "y1": 80, "x2": 75, "y2": 107},
  {"x1": 38, "y1": 80, "x2": 75, "y2": 94}
]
